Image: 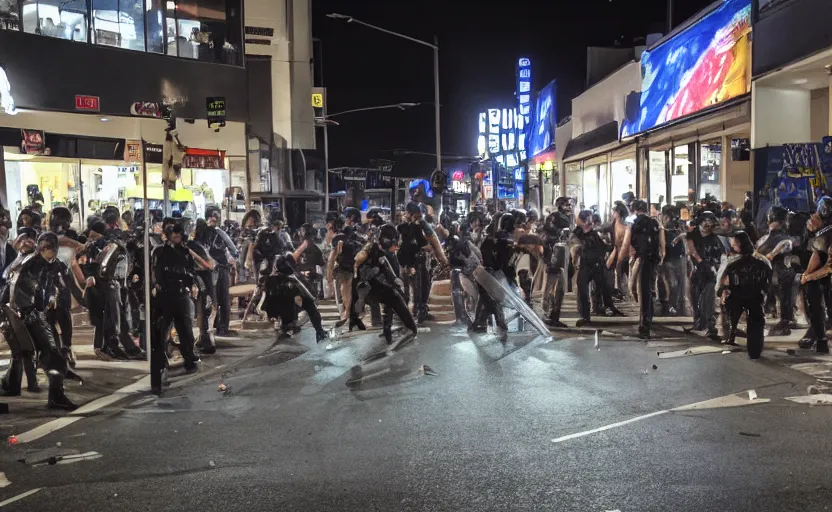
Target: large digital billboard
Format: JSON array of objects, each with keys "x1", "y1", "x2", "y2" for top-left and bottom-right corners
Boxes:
[
  {"x1": 620, "y1": 0, "x2": 751, "y2": 138},
  {"x1": 529, "y1": 79, "x2": 556, "y2": 158}
]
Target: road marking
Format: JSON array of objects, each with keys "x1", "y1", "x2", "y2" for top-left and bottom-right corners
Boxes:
[
  {"x1": 15, "y1": 376, "x2": 150, "y2": 444},
  {"x1": 551, "y1": 390, "x2": 770, "y2": 444},
  {"x1": 551, "y1": 410, "x2": 669, "y2": 443},
  {"x1": 0, "y1": 472, "x2": 9, "y2": 488},
  {"x1": 0, "y1": 488, "x2": 41, "y2": 507}
]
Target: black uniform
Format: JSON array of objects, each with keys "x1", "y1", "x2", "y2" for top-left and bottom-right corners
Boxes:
[
  {"x1": 260, "y1": 252, "x2": 326, "y2": 342},
  {"x1": 756, "y1": 226, "x2": 795, "y2": 334},
  {"x1": 688, "y1": 225, "x2": 725, "y2": 335},
  {"x1": 397, "y1": 220, "x2": 435, "y2": 320},
  {"x1": 197, "y1": 221, "x2": 239, "y2": 336},
  {"x1": 541, "y1": 212, "x2": 571, "y2": 327},
  {"x1": 150, "y1": 237, "x2": 199, "y2": 393},
  {"x1": 96, "y1": 226, "x2": 143, "y2": 359},
  {"x1": 573, "y1": 226, "x2": 616, "y2": 323},
  {"x1": 720, "y1": 253, "x2": 772, "y2": 358},
  {"x1": 658, "y1": 216, "x2": 686, "y2": 316},
  {"x1": 630, "y1": 213, "x2": 662, "y2": 335},
  {"x1": 474, "y1": 228, "x2": 513, "y2": 333}
]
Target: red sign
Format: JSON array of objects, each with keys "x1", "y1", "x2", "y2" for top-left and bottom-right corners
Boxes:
[
  {"x1": 452, "y1": 171, "x2": 465, "y2": 181},
  {"x1": 75, "y1": 95, "x2": 100, "y2": 112}
]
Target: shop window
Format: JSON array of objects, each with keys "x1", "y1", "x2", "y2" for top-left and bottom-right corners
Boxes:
[
  {"x1": 648, "y1": 151, "x2": 667, "y2": 207},
  {"x1": 700, "y1": 141, "x2": 722, "y2": 202},
  {"x1": 671, "y1": 145, "x2": 693, "y2": 206},
  {"x1": 582, "y1": 165, "x2": 598, "y2": 212},
  {"x1": 0, "y1": 1, "x2": 20, "y2": 30},
  {"x1": 565, "y1": 163, "x2": 581, "y2": 207},
  {"x1": 92, "y1": 0, "x2": 144, "y2": 51},
  {"x1": 22, "y1": 0, "x2": 89, "y2": 42},
  {"x1": 165, "y1": 0, "x2": 240, "y2": 65},
  {"x1": 5, "y1": 159, "x2": 83, "y2": 233},
  {"x1": 144, "y1": 0, "x2": 164, "y2": 53},
  {"x1": 611, "y1": 158, "x2": 636, "y2": 208},
  {"x1": 597, "y1": 163, "x2": 609, "y2": 221}
]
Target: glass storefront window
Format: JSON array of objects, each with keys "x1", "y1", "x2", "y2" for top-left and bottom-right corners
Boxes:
[
  {"x1": 145, "y1": 0, "x2": 164, "y2": 53},
  {"x1": 610, "y1": 158, "x2": 636, "y2": 209},
  {"x1": 648, "y1": 151, "x2": 667, "y2": 206},
  {"x1": 5, "y1": 158, "x2": 83, "y2": 232},
  {"x1": 1, "y1": 1, "x2": 20, "y2": 30},
  {"x1": 22, "y1": 0, "x2": 88, "y2": 42},
  {"x1": 92, "y1": 0, "x2": 144, "y2": 51},
  {"x1": 165, "y1": 0, "x2": 240, "y2": 65},
  {"x1": 671, "y1": 145, "x2": 693, "y2": 206},
  {"x1": 598, "y1": 163, "x2": 609, "y2": 222},
  {"x1": 582, "y1": 165, "x2": 598, "y2": 211},
  {"x1": 700, "y1": 140, "x2": 722, "y2": 201},
  {"x1": 565, "y1": 163, "x2": 581, "y2": 208}
]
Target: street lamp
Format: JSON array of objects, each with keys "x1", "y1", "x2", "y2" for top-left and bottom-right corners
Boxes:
[
  {"x1": 315, "y1": 102, "x2": 425, "y2": 210},
  {"x1": 327, "y1": 13, "x2": 442, "y2": 209}
]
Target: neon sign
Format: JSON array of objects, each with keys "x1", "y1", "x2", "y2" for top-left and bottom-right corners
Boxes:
[{"x1": 516, "y1": 57, "x2": 532, "y2": 161}]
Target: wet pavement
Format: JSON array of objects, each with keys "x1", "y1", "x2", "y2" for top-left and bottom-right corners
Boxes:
[{"x1": 2, "y1": 321, "x2": 832, "y2": 511}]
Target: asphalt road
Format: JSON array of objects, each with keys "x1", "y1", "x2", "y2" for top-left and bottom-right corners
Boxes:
[{"x1": 2, "y1": 323, "x2": 832, "y2": 512}]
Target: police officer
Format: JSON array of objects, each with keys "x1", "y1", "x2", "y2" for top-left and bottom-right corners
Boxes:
[
  {"x1": 756, "y1": 206, "x2": 796, "y2": 336},
  {"x1": 573, "y1": 210, "x2": 624, "y2": 327},
  {"x1": 719, "y1": 231, "x2": 772, "y2": 358},
  {"x1": 540, "y1": 199, "x2": 573, "y2": 328},
  {"x1": 799, "y1": 197, "x2": 832, "y2": 353},
  {"x1": 150, "y1": 220, "x2": 199, "y2": 395},
  {"x1": 329, "y1": 209, "x2": 365, "y2": 329},
  {"x1": 354, "y1": 224, "x2": 418, "y2": 343},
  {"x1": 397, "y1": 202, "x2": 448, "y2": 324},
  {"x1": 686, "y1": 209, "x2": 725, "y2": 340},
  {"x1": 623, "y1": 200, "x2": 664, "y2": 338},
  {"x1": 199, "y1": 206, "x2": 240, "y2": 337},
  {"x1": 658, "y1": 205, "x2": 686, "y2": 316},
  {"x1": 473, "y1": 214, "x2": 516, "y2": 336}
]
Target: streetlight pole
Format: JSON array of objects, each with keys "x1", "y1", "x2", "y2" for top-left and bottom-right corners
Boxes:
[{"x1": 327, "y1": 14, "x2": 442, "y2": 208}]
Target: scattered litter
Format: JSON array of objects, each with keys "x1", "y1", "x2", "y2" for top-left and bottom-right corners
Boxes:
[
  {"x1": 659, "y1": 345, "x2": 736, "y2": 358},
  {"x1": 314, "y1": 365, "x2": 322, "y2": 372},
  {"x1": 55, "y1": 442, "x2": 61, "y2": 447},
  {"x1": 739, "y1": 432, "x2": 761, "y2": 437},
  {"x1": 325, "y1": 343, "x2": 335, "y2": 350},
  {"x1": 217, "y1": 383, "x2": 227, "y2": 392},
  {"x1": 417, "y1": 327, "x2": 431, "y2": 333},
  {"x1": 198, "y1": 422, "x2": 203, "y2": 425},
  {"x1": 0, "y1": 472, "x2": 10, "y2": 488},
  {"x1": 208, "y1": 460, "x2": 216, "y2": 468},
  {"x1": 32, "y1": 451, "x2": 102, "y2": 467},
  {"x1": 605, "y1": 509, "x2": 622, "y2": 512},
  {"x1": 7, "y1": 435, "x2": 18, "y2": 445},
  {"x1": 722, "y1": 350, "x2": 732, "y2": 355},
  {"x1": 748, "y1": 390, "x2": 758, "y2": 401},
  {"x1": 808, "y1": 385, "x2": 830, "y2": 395},
  {"x1": 418, "y1": 365, "x2": 438, "y2": 376},
  {"x1": 785, "y1": 394, "x2": 832, "y2": 405},
  {"x1": 114, "y1": 494, "x2": 118, "y2": 497}
]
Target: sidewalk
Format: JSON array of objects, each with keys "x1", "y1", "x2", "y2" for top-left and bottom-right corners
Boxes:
[{"x1": 0, "y1": 318, "x2": 278, "y2": 439}]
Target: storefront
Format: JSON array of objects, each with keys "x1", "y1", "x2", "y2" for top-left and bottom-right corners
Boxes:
[
  {"x1": 750, "y1": 0, "x2": 832, "y2": 214},
  {"x1": 622, "y1": 0, "x2": 753, "y2": 210},
  {"x1": 528, "y1": 150, "x2": 557, "y2": 211}
]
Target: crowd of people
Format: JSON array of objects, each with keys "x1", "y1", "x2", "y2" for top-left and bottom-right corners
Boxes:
[{"x1": 6, "y1": 186, "x2": 832, "y2": 406}]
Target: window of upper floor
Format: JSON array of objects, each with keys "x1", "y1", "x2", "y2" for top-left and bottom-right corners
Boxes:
[{"x1": 0, "y1": 0, "x2": 242, "y2": 66}]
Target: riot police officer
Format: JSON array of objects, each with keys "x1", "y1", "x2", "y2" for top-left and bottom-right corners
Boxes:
[
  {"x1": 397, "y1": 202, "x2": 448, "y2": 324},
  {"x1": 354, "y1": 224, "x2": 417, "y2": 343},
  {"x1": 800, "y1": 197, "x2": 832, "y2": 353},
  {"x1": 686, "y1": 209, "x2": 725, "y2": 340},
  {"x1": 658, "y1": 205, "x2": 686, "y2": 316},
  {"x1": 198, "y1": 206, "x2": 239, "y2": 337},
  {"x1": 540, "y1": 199, "x2": 572, "y2": 328},
  {"x1": 150, "y1": 220, "x2": 199, "y2": 395},
  {"x1": 574, "y1": 210, "x2": 624, "y2": 327},
  {"x1": 719, "y1": 231, "x2": 772, "y2": 359},
  {"x1": 756, "y1": 206, "x2": 796, "y2": 336},
  {"x1": 624, "y1": 200, "x2": 664, "y2": 338}
]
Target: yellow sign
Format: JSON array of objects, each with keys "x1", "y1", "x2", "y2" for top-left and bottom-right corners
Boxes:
[{"x1": 311, "y1": 93, "x2": 323, "y2": 108}]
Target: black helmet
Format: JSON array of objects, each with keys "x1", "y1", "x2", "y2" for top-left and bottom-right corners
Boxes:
[
  {"x1": 818, "y1": 197, "x2": 832, "y2": 221},
  {"x1": 36, "y1": 231, "x2": 59, "y2": 253},
  {"x1": 613, "y1": 201, "x2": 630, "y2": 219},
  {"x1": 578, "y1": 209, "x2": 594, "y2": 225},
  {"x1": 591, "y1": 213, "x2": 602, "y2": 225},
  {"x1": 631, "y1": 200, "x2": 648, "y2": 214},
  {"x1": 510, "y1": 209, "x2": 527, "y2": 227},
  {"x1": 366, "y1": 208, "x2": 384, "y2": 226},
  {"x1": 102, "y1": 206, "x2": 120, "y2": 226},
  {"x1": 499, "y1": 213, "x2": 516, "y2": 233},
  {"x1": 378, "y1": 224, "x2": 398, "y2": 250},
  {"x1": 325, "y1": 211, "x2": 342, "y2": 224},
  {"x1": 49, "y1": 206, "x2": 73, "y2": 233},
  {"x1": 661, "y1": 205, "x2": 680, "y2": 220},
  {"x1": 268, "y1": 208, "x2": 284, "y2": 226},
  {"x1": 87, "y1": 215, "x2": 106, "y2": 235},
  {"x1": 405, "y1": 202, "x2": 423, "y2": 216},
  {"x1": 527, "y1": 208, "x2": 540, "y2": 224},
  {"x1": 343, "y1": 207, "x2": 361, "y2": 224},
  {"x1": 241, "y1": 209, "x2": 262, "y2": 228},
  {"x1": 205, "y1": 205, "x2": 222, "y2": 222},
  {"x1": 731, "y1": 231, "x2": 755, "y2": 255},
  {"x1": 767, "y1": 205, "x2": 788, "y2": 224},
  {"x1": 555, "y1": 196, "x2": 572, "y2": 213},
  {"x1": 703, "y1": 200, "x2": 721, "y2": 215},
  {"x1": 698, "y1": 211, "x2": 718, "y2": 225}
]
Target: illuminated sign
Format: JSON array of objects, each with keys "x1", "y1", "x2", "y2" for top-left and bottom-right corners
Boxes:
[
  {"x1": 75, "y1": 95, "x2": 100, "y2": 112},
  {"x1": 621, "y1": 0, "x2": 751, "y2": 137},
  {"x1": 478, "y1": 107, "x2": 519, "y2": 159},
  {"x1": 311, "y1": 93, "x2": 323, "y2": 108},
  {"x1": 529, "y1": 80, "x2": 556, "y2": 158},
  {"x1": 0, "y1": 66, "x2": 16, "y2": 116},
  {"x1": 516, "y1": 57, "x2": 532, "y2": 162},
  {"x1": 452, "y1": 171, "x2": 465, "y2": 181}
]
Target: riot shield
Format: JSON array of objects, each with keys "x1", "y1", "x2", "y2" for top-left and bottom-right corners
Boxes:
[
  {"x1": 472, "y1": 266, "x2": 549, "y2": 336},
  {"x1": 3, "y1": 305, "x2": 35, "y2": 353}
]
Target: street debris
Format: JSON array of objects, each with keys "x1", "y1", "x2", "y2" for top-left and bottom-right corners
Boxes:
[
  {"x1": 652, "y1": 364, "x2": 658, "y2": 370},
  {"x1": 739, "y1": 432, "x2": 762, "y2": 437},
  {"x1": 208, "y1": 460, "x2": 216, "y2": 468},
  {"x1": 314, "y1": 365, "x2": 322, "y2": 372},
  {"x1": 722, "y1": 350, "x2": 732, "y2": 355},
  {"x1": 785, "y1": 394, "x2": 832, "y2": 405},
  {"x1": 808, "y1": 385, "x2": 830, "y2": 395},
  {"x1": 0, "y1": 472, "x2": 10, "y2": 488},
  {"x1": 31, "y1": 451, "x2": 102, "y2": 467},
  {"x1": 7, "y1": 435, "x2": 18, "y2": 445},
  {"x1": 748, "y1": 390, "x2": 758, "y2": 401},
  {"x1": 659, "y1": 345, "x2": 739, "y2": 358},
  {"x1": 594, "y1": 330, "x2": 600, "y2": 350},
  {"x1": 419, "y1": 365, "x2": 438, "y2": 376},
  {"x1": 218, "y1": 383, "x2": 228, "y2": 392}
]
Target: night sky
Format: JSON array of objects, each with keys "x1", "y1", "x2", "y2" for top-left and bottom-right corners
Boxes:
[{"x1": 311, "y1": 0, "x2": 715, "y2": 168}]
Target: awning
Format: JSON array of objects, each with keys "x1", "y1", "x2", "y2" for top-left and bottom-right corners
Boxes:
[
  {"x1": 563, "y1": 121, "x2": 619, "y2": 162},
  {"x1": 635, "y1": 97, "x2": 750, "y2": 149}
]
